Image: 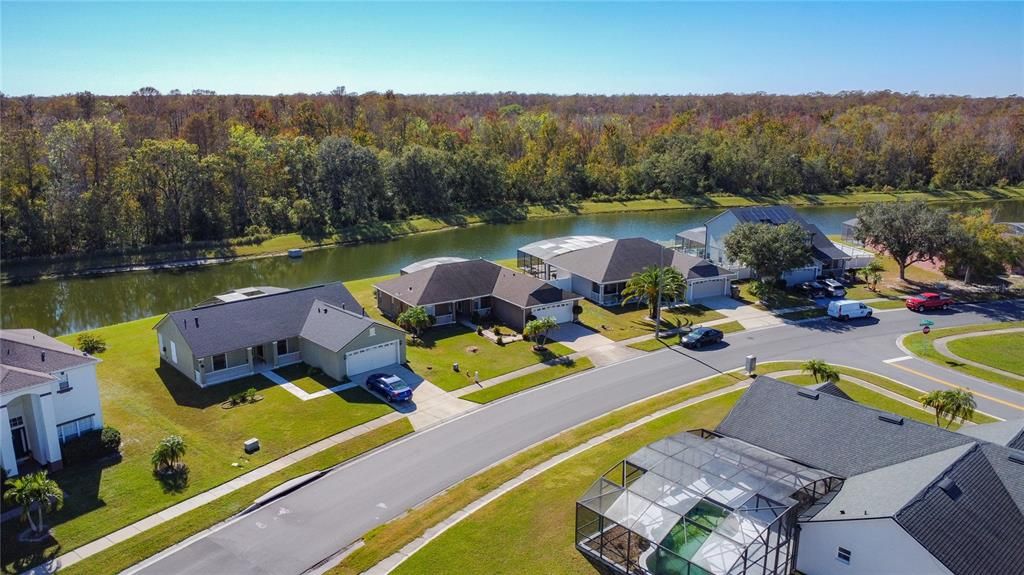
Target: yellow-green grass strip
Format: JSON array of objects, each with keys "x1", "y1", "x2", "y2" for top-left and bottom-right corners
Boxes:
[
  {"x1": 462, "y1": 358, "x2": 595, "y2": 404},
  {"x1": 946, "y1": 332, "x2": 1024, "y2": 378}
]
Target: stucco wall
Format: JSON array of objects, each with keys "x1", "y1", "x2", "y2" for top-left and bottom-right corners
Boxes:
[
  {"x1": 156, "y1": 318, "x2": 197, "y2": 383},
  {"x1": 796, "y1": 518, "x2": 953, "y2": 575},
  {"x1": 52, "y1": 364, "x2": 104, "y2": 429},
  {"x1": 299, "y1": 338, "x2": 344, "y2": 382},
  {"x1": 705, "y1": 211, "x2": 740, "y2": 265},
  {"x1": 375, "y1": 289, "x2": 408, "y2": 320},
  {"x1": 571, "y1": 274, "x2": 597, "y2": 303},
  {"x1": 341, "y1": 324, "x2": 407, "y2": 367},
  {"x1": 490, "y1": 297, "x2": 526, "y2": 331}
]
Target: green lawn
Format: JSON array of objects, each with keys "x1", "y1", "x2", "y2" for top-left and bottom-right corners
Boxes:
[
  {"x1": 905, "y1": 321, "x2": 1024, "y2": 392},
  {"x1": 388, "y1": 392, "x2": 742, "y2": 575},
  {"x1": 868, "y1": 299, "x2": 908, "y2": 310},
  {"x1": 462, "y1": 358, "x2": 595, "y2": 404},
  {"x1": 779, "y1": 308, "x2": 828, "y2": 321},
  {"x1": 274, "y1": 363, "x2": 341, "y2": 393},
  {"x1": 3, "y1": 316, "x2": 396, "y2": 573},
  {"x1": 332, "y1": 372, "x2": 750, "y2": 575},
  {"x1": 734, "y1": 281, "x2": 815, "y2": 310},
  {"x1": 577, "y1": 301, "x2": 725, "y2": 341},
  {"x1": 407, "y1": 326, "x2": 574, "y2": 392},
  {"x1": 57, "y1": 419, "x2": 414, "y2": 575},
  {"x1": 947, "y1": 332, "x2": 1024, "y2": 377}
]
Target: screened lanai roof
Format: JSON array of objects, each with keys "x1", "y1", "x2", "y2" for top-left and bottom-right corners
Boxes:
[
  {"x1": 400, "y1": 256, "x2": 469, "y2": 275},
  {"x1": 578, "y1": 430, "x2": 835, "y2": 575},
  {"x1": 518, "y1": 235, "x2": 614, "y2": 261}
]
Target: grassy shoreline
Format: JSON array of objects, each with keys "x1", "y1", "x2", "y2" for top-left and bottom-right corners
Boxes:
[{"x1": 4, "y1": 187, "x2": 1022, "y2": 283}]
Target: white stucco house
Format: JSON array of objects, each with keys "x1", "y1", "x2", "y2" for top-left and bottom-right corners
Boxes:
[{"x1": 1, "y1": 329, "x2": 104, "y2": 477}]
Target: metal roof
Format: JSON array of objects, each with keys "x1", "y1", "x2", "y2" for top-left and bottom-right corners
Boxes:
[
  {"x1": 517, "y1": 235, "x2": 614, "y2": 261},
  {"x1": 400, "y1": 257, "x2": 469, "y2": 275},
  {"x1": 675, "y1": 226, "x2": 706, "y2": 245}
]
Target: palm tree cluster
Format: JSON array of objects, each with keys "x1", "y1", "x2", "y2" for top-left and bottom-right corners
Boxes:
[
  {"x1": 3, "y1": 471, "x2": 64, "y2": 535},
  {"x1": 919, "y1": 389, "x2": 977, "y2": 428},
  {"x1": 524, "y1": 316, "x2": 559, "y2": 348},
  {"x1": 151, "y1": 435, "x2": 187, "y2": 473},
  {"x1": 802, "y1": 359, "x2": 840, "y2": 384}
]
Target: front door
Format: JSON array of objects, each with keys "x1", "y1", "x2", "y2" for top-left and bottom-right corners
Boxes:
[
  {"x1": 254, "y1": 345, "x2": 266, "y2": 363},
  {"x1": 11, "y1": 426, "x2": 29, "y2": 460}
]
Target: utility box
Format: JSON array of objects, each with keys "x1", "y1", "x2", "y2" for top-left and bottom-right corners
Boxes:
[
  {"x1": 745, "y1": 355, "x2": 757, "y2": 376},
  {"x1": 244, "y1": 438, "x2": 260, "y2": 454}
]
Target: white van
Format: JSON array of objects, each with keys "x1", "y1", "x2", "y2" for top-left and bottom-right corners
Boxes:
[{"x1": 827, "y1": 299, "x2": 872, "y2": 320}]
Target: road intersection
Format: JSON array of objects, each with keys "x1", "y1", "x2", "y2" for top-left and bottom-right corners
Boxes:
[{"x1": 131, "y1": 300, "x2": 1024, "y2": 575}]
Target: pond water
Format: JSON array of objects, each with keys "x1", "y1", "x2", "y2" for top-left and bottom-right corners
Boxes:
[{"x1": 4, "y1": 200, "x2": 1022, "y2": 335}]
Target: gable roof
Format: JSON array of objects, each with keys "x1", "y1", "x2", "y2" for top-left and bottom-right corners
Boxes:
[
  {"x1": 160, "y1": 282, "x2": 363, "y2": 358},
  {"x1": 375, "y1": 259, "x2": 576, "y2": 308},
  {"x1": 806, "y1": 380, "x2": 852, "y2": 401},
  {"x1": 546, "y1": 237, "x2": 732, "y2": 284},
  {"x1": 1, "y1": 329, "x2": 98, "y2": 392},
  {"x1": 715, "y1": 376, "x2": 973, "y2": 477},
  {"x1": 895, "y1": 444, "x2": 1024, "y2": 575},
  {"x1": 299, "y1": 300, "x2": 398, "y2": 353}
]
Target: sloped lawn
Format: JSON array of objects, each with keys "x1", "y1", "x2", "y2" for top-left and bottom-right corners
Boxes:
[{"x1": 577, "y1": 302, "x2": 725, "y2": 341}]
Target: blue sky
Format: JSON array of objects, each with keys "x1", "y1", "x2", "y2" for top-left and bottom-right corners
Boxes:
[{"x1": 2, "y1": 2, "x2": 1022, "y2": 96}]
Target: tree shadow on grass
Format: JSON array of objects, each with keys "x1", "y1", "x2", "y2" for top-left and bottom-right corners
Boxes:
[
  {"x1": 158, "y1": 362, "x2": 275, "y2": 410},
  {"x1": 154, "y1": 464, "x2": 190, "y2": 494},
  {"x1": 0, "y1": 526, "x2": 59, "y2": 574}
]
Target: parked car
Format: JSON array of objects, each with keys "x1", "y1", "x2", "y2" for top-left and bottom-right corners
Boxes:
[
  {"x1": 800, "y1": 281, "x2": 827, "y2": 297},
  {"x1": 822, "y1": 278, "x2": 847, "y2": 297},
  {"x1": 827, "y1": 299, "x2": 873, "y2": 321},
  {"x1": 905, "y1": 293, "x2": 953, "y2": 312},
  {"x1": 680, "y1": 327, "x2": 724, "y2": 349},
  {"x1": 366, "y1": 373, "x2": 413, "y2": 402}
]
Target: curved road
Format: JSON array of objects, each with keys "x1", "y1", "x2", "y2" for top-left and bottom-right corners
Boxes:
[{"x1": 131, "y1": 301, "x2": 1024, "y2": 575}]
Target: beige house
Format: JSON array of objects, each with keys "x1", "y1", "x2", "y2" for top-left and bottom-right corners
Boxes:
[{"x1": 155, "y1": 283, "x2": 405, "y2": 386}]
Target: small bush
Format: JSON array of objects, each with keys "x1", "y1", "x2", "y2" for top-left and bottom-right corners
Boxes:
[
  {"x1": 476, "y1": 326, "x2": 484, "y2": 336},
  {"x1": 493, "y1": 326, "x2": 502, "y2": 336},
  {"x1": 243, "y1": 387, "x2": 257, "y2": 402},
  {"x1": 77, "y1": 333, "x2": 107, "y2": 355},
  {"x1": 100, "y1": 426, "x2": 122, "y2": 452},
  {"x1": 62, "y1": 427, "x2": 120, "y2": 465},
  {"x1": 306, "y1": 366, "x2": 323, "y2": 377},
  {"x1": 229, "y1": 392, "x2": 244, "y2": 405},
  {"x1": 572, "y1": 304, "x2": 584, "y2": 315},
  {"x1": 496, "y1": 335, "x2": 505, "y2": 346}
]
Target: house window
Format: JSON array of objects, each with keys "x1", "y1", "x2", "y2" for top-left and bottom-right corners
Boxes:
[
  {"x1": 170, "y1": 341, "x2": 178, "y2": 363},
  {"x1": 158, "y1": 333, "x2": 165, "y2": 356},
  {"x1": 212, "y1": 354, "x2": 227, "y2": 371},
  {"x1": 369, "y1": 327, "x2": 376, "y2": 337},
  {"x1": 837, "y1": 547, "x2": 852, "y2": 564},
  {"x1": 58, "y1": 379, "x2": 71, "y2": 392},
  {"x1": 591, "y1": 281, "x2": 601, "y2": 293},
  {"x1": 57, "y1": 415, "x2": 94, "y2": 444},
  {"x1": 276, "y1": 339, "x2": 288, "y2": 355},
  {"x1": 9, "y1": 416, "x2": 24, "y2": 428}
]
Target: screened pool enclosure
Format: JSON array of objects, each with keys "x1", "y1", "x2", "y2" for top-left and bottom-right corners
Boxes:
[{"x1": 575, "y1": 429, "x2": 840, "y2": 575}]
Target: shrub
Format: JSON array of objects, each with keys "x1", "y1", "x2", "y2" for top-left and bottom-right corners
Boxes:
[
  {"x1": 307, "y1": 366, "x2": 323, "y2": 377},
  {"x1": 243, "y1": 387, "x2": 257, "y2": 402},
  {"x1": 526, "y1": 314, "x2": 537, "y2": 322},
  {"x1": 151, "y1": 435, "x2": 187, "y2": 472},
  {"x1": 496, "y1": 335, "x2": 505, "y2": 346},
  {"x1": 493, "y1": 326, "x2": 502, "y2": 336},
  {"x1": 77, "y1": 333, "x2": 107, "y2": 355},
  {"x1": 100, "y1": 426, "x2": 121, "y2": 452},
  {"x1": 476, "y1": 326, "x2": 484, "y2": 336},
  {"x1": 572, "y1": 304, "x2": 584, "y2": 315},
  {"x1": 229, "y1": 392, "x2": 243, "y2": 405}
]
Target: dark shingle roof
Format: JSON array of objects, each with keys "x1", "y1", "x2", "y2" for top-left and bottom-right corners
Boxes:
[
  {"x1": 958, "y1": 418, "x2": 1024, "y2": 450},
  {"x1": 299, "y1": 300, "x2": 382, "y2": 353},
  {"x1": 807, "y1": 380, "x2": 852, "y2": 401},
  {"x1": 720, "y1": 207, "x2": 848, "y2": 264},
  {"x1": 895, "y1": 444, "x2": 1024, "y2": 575},
  {"x1": 715, "y1": 376, "x2": 973, "y2": 477},
  {"x1": 1, "y1": 329, "x2": 98, "y2": 392},
  {"x1": 375, "y1": 259, "x2": 575, "y2": 308},
  {"x1": 161, "y1": 282, "x2": 362, "y2": 358},
  {"x1": 546, "y1": 237, "x2": 732, "y2": 284}
]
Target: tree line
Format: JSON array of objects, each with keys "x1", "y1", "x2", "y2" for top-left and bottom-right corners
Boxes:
[{"x1": 3, "y1": 88, "x2": 1023, "y2": 259}]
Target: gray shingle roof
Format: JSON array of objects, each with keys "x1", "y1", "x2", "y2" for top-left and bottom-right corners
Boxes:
[
  {"x1": 299, "y1": 300, "x2": 391, "y2": 353},
  {"x1": 375, "y1": 259, "x2": 576, "y2": 308},
  {"x1": 806, "y1": 380, "x2": 852, "y2": 401},
  {"x1": 1, "y1": 329, "x2": 98, "y2": 392},
  {"x1": 957, "y1": 418, "x2": 1024, "y2": 449},
  {"x1": 895, "y1": 444, "x2": 1024, "y2": 575},
  {"x1": 720, "y1": 207, "x2": 849, "y2": 264},
  {"x1": 715, "y1": 376, "x2": 974, "y2": 477},
  {"x1": 546, "y1": 237, "x2": 732, "y2": 284},
  {"x1": 160, "y1": 282, "x2": 363, "y2": 358}
]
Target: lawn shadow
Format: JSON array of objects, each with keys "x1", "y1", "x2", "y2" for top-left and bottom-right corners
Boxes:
[
  {"x1": 157, "y1": 362, "x2": 275, "y2": 409},
  {"x1": 154, "y1": 465, "x2": 190, "y2": 494},
  {"x1": 0, "y1": 527, "x2": 60, "y2": 574}
]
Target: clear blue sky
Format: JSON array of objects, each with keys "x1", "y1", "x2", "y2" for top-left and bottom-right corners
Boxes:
[{"x1": 2, "y1": 2, "x2": 1022, "y2": 96}]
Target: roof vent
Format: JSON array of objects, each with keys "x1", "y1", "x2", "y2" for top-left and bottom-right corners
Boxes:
[
  {"x1": 41, "y1": 351, "x2": 46, "y2": 362},
  {"x1": 797, "y1": 390, "x2": 819, "y2": 400},
  {"x1": 1009, "y1": 453, "x2": 1024, "y2": 466},
  {"x1": 878, "y1": 414, "x2": 904, "y2": 425},
  {"x1": 937, "y1": 477, "x2": 962, "y2": 500},
  {"x1": 194, "y1": 318, "x2": 199, "y2": 328}
]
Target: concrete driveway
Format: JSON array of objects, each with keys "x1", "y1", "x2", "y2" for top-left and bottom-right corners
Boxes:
[
  {"x1": 550, "y1": 322, "x2": 615, "y2": 352},
  {"x1": 351, "y1": 364, "x2": 476, "y2": 430}
]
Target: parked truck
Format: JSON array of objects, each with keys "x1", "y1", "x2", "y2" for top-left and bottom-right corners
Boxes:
[{"x1": 905, "y1": 292, "x2": 953, "y2": 312}]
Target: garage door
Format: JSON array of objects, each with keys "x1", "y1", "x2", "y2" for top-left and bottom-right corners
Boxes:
[
  {"x1": 687, "y1": 278, "x2": 728, "y2": 302},
  {"x1": 531, "y1": 301, "x2": 574, "y2": 324},
  {"x1": 345, "y1": 340, "x2": 399, "y2": 377}
]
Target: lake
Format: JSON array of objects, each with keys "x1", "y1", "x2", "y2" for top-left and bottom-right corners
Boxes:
[{"x1": 4, "y1": 200, "x2": 1023, "y2": 334}]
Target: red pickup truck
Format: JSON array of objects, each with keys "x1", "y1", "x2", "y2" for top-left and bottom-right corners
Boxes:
[{"x1": 906, "y1": 293, "x2": 953, "y2": 312}]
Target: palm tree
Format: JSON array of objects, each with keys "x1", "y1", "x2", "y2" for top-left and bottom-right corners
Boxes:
[
  {"x1": 943, "y1": 389, "x2": 976, "y2": 428},
  {"x1": 621, "y1": 266, "x2": 687, "y2": 323},
  {"x1": 397, "y1": 306, "x2": 431, "y2": 338},
  {"x1": 859, "y1": 259, "x2": 885, "y2": 292},
  {"x1": 802, "y1": 359, "x2": 839, "y2": 384},
  {"x1": 3, "y1": 471, "x2": 64, "y2": 535},
  {"x1": 919, "y1": 390, "x2": 951, "y2": 426},
  {"x1": 152, "y1": 435, "x2": 187, "y2": 473},
  {"x1": 524, "y1": 316, "x2": 559, "y2": 348}
]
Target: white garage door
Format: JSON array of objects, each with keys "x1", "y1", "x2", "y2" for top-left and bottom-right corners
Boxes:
[
  {"x1": 531, "y1": 301, "x2": 574, "y2": 324},
  {"x1": 687, "y1": 278, "x2": 728, "y2": 302},
  {"x1": 345, "y1": 340, "x2": 399, "y2": 376}
]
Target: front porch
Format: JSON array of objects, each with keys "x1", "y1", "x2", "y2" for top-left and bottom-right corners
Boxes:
[
  {"x1": 1, "y1": 389, "x2": 66, "y2": 477},
  {"x1": 199, "y1": 338, "x2": 303, "y2": 386}
]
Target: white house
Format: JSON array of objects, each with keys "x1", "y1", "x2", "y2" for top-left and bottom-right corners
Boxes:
[
  {"x1": 1, "y1": 329, "x2": 104, "y2": 477},
  {"x1": 689, "y1": 206, "x2": 857, "y2": 286}
]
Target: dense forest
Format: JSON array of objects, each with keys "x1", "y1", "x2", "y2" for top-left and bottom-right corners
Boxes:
[{"x1": 2, "y1": 88, "x2": 1023, "y2": 259}]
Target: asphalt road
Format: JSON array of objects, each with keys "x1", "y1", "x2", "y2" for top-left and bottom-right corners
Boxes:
[{"x1": 131, "y1": 301, "x2": 1024, "y2": 575}]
